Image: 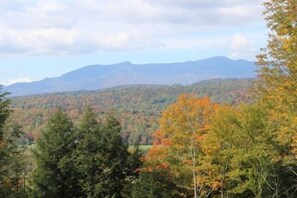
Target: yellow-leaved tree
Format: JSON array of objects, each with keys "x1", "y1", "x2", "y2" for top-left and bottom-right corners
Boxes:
[
  {"x1": 257, "y1": 0, "x2": 297, "y2": 158},
  {"x1": 145, "y1": 94, "x2": 218, "y2": 197},
  {"x1": 203, "y1": 104, "x2": 279, "y2": 198}
]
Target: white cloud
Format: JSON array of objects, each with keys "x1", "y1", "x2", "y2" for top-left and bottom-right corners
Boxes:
[
  {"x1": 6, "y1": 77, "x2": 32, "y2": 85},
  {"x1": 230, "y1": 34, "x2": 256, "y2": 59},
  {"x1": 0, "y1": 0, "x2": 265, "y2": 55},
  {"x1": 231, "y1": 34, "x2": 250, "y2": 49}
]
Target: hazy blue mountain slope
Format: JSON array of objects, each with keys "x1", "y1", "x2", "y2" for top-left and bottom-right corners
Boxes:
[{"x1": 4, "y1": 56, "x2": 256, "y2": 96}]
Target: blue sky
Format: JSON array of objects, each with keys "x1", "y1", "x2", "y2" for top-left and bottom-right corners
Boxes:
[{"x1": 0, "y1": 0, "x2": 267, "y2": 85}]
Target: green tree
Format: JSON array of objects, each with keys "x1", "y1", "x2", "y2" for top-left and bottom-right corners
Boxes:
[
  {"x1": 0, "y1": 91, "x2": 10, "y2": 137},
  {"x1": 72, "y1": 107, "x2": 104, "y2": 197},
  {"x1": 0, "y1": 90, "x2": 26, "y2": 197},
  {"x1": 32, "y1": 108, "x2": 81, "y2": 197},
  {"x1": 99, "y1": 116, "x2": 140, "y2": 197},
  {"x1": 73, "y1": 108, "x2": 141, "y2": 197},
  {"x1": 132, "y1": 170, "x2": 181, "y2": 198}
]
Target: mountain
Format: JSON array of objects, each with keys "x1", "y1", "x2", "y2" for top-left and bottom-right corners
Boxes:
[{"x1": 4, "y1": 56, "x2": 256, "y2": 96}]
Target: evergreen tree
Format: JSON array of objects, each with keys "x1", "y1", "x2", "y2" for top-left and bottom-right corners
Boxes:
[
  {"x1": 0, "y1": 89, "x2": 26, "y2": 197},
  {"x1": 73, "y1": 108, "x2": 141, "y2": 197},
  {"x1": 72, "y1": 107, "x2": 103, "y2": 197},
  {"x1": 32, "y1": 108, "x2": 81, "y2": 197},
  {"x1": 99, "y1": 116, "x2": 139, "y2": 197},
  {"x1": 132, "y1": 170, "x2": 181, "y2": 198},
  {"x1": 0, "y1": 91, "x2": 10, "y2": 138}
]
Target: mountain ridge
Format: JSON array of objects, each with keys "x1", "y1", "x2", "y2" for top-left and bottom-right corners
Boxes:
[{"x1": 4, "y1": 56, "x2": 256, "y2": 96}]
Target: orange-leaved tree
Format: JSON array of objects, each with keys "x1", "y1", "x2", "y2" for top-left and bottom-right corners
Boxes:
[{"x1": 145, "y1": 94, "x2": 218, "y2": 198}]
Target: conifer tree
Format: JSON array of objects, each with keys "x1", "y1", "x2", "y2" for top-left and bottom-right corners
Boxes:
[
  {"x1": 32, "y1": 108, "x2": 80, "y2": 197},
  {"x1": 0, "y1": 91, "x2": 10, "y2": 138},
  {"x1": 99, "y1": 116, "x2": 139, "y2": 197},
  {"x1": 131, "y1": 170, "x2": 180, "y2": 198},
  {"x1": 73, "y1": 108, "x2": 141, "y2": 197},
  {"x1": 0, "y1": 90, "x2": 26, "y2": 197},
  {"x1": 72, "y1": 107, "x2": 103, "y2": 197}
]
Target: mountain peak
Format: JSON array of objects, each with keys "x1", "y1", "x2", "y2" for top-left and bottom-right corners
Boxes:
[{"x1": 117, "y1": 61, "x2": 132, "y2": 65}]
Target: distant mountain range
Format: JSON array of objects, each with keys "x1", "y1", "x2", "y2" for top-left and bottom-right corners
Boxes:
[{"x1": 4, "y1": 56, "x2": 256, "y2": 97}]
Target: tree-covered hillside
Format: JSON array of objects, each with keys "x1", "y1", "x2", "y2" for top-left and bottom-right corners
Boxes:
[{"x1": 10, "y1": 78, "x2": 253, "y2": 145}]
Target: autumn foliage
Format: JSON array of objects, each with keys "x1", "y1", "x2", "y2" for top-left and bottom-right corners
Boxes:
[
  {"x1": 2, "y1": 0, "x2": 297, "y2": 197},
  {"x1": 141, "y1": 1, "x2": 297, "y2": 197},
  {"x1": 145, "y1": 94, "x2": 219, "y2": 197},
  {"x1": 144, "y1": 93, "x2": 296, "y2": 197}
]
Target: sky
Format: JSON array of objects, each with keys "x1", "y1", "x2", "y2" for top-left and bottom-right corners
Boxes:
[{"x1": 0, "y1": 0, "x2": 267, "y2": 85}]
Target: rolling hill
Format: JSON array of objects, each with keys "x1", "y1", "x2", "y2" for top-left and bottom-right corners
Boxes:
[{"x1": 10, "y1": 78, "x2": 254, "y2": 145}]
